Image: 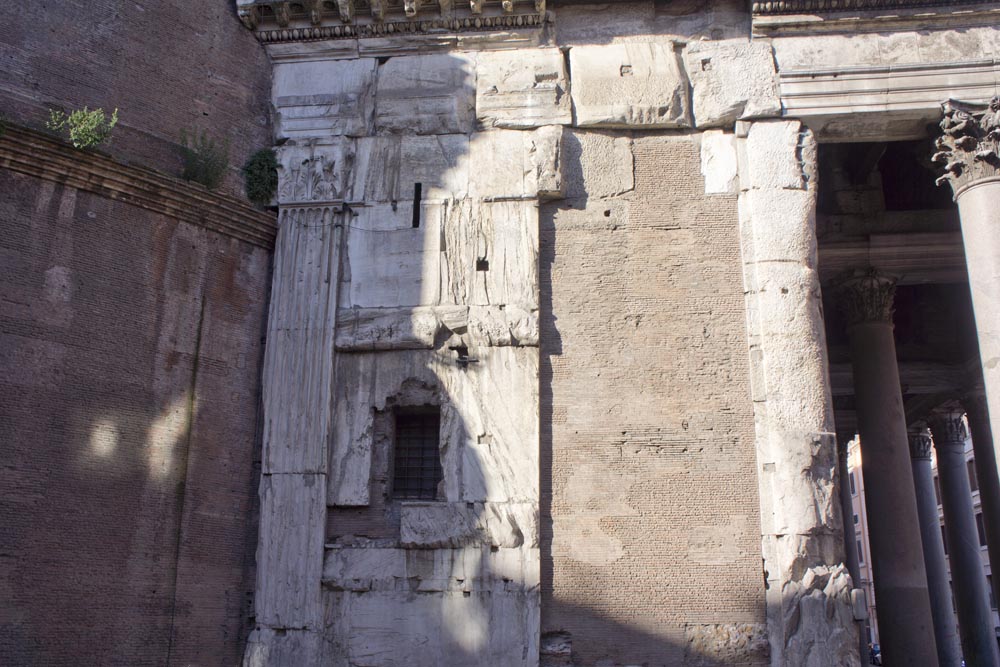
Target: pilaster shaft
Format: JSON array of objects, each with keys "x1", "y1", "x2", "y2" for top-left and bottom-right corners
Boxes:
[
  {"x1": 962, "y1": 392, "x2": 1000, "y2": 619},
  {"x1": 927, "y1": 409, "x2": 1000, "y2": 667},
  {"x1": 909, "y1": 427, "x2": 963, "y2": 667},
  {"x1": 837, "y1": 269, "x2": 938, "y2": 666}
]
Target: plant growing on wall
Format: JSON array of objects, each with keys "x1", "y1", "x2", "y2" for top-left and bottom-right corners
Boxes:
[
  {"x1": 242, "y1": 148, "x2": 278, "y2": 207},
  {"x1": 46, "y1": 107, "x2": 118, "y2": 148},
  {"x1": 179, "y1": 129, "x2": 230, "y2": 190}
]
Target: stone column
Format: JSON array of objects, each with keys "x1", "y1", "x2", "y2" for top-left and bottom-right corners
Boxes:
[
  {"x1": 963, "y1": 391, "x2": 1000, "y2": 615},
  {"x1": 933, "y1": 97, "x2": 1000, "y2": 549},
  {"x1": 837, "y1": 430, "x2": 869, "y2": 665},
  {"x1": 927, "y1": 408, "x2": 1000, "y2": 667},
  {"x1": 836, "y1": 269, "x2": 939, "y2": 666},
  {"x1": 909, "y1": 427, "x2": 963, "y2": 667},
  {"x1": 738, "y1": 119, "x2": 859, "y2": 666}
]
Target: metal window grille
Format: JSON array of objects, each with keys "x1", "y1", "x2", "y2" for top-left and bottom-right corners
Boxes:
[{"x1": 392, "y1": 409, "x2": 442, "y2": 500}]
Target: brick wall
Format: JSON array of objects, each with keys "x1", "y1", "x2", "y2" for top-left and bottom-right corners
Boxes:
[
  {"x1": 0, "y1": 169, "x2": 271, "y2": 666},
  {"x1": 540, "y1": 131, "x2": 766, "y2": 666},
  {"x1": 0, "y1": 1, "x2": 271, "y2": 196}
]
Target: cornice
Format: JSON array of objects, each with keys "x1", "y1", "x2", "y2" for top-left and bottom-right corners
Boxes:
[
  {"x1": 0, "y1": 125, "x2": 276, "y2": 249},
  {"x1": 753, "y1": 1, "x2": 1000, "y2": 35},
  {"x1": 753, "y1": 0, "x2": 990, "y2": 15},
  {"x1": 237, "y1": 0, "x2": 546, "y2": 44}
]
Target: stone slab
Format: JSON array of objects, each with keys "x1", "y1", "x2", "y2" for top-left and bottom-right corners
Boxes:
[
  {"x1": 700, "y1": 130, "x2": 739, "y2": 194},
  {"x1": 349, "y1": 134, "x2": 470, "y2": 203},
  {"x1": 683, "y1": 40, "x2": 781, "y2": 128},
  {"x1": 468, "y1": 127, "x2": 563, "y2": 200},
  {"x1": 272, "y1": 58, "x2": 376, "y2": 139},
  {"x1": 569, "y1": 42, "x2": 691, "y2": 129},
  {"x1": 375, "y1": 53, "x2": 477, "y2": 135},
  {"x1": 476, "y1": 48, "x2": 572, "y2": 129},
  {"x1": 400, "y1": 501, "x2": 539, "y2": 548}
]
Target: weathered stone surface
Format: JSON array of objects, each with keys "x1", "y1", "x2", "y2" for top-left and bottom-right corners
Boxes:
[
  {"x1": 375, "y1": 53, "x2": 476, "y2": 135},
  {"x1": 340, "y1": 202, "x2": 441, "y2": 309},
  {"x1": 561, "y1": 129, "x2": 634, "y2": 199},
  {"x1": 468, "y1": 127, "x2": 564, "y2": 200},
  {"x1": 400, "y1": 502, "x2": 538, "y2": 548},
  {"x1": 700, "y1": 130, "x2": 739, "y2": 194},
  {"x1": 254, "y1": 473, "x2": 326, "y2": 629},
  {"x1": 468, "y1": 305, "x2": 539, "y2": 347},
  {"x1": 683, "y1": 40, "x2": 781, "y2": 128},
  {"x1": 322, "y1": 546, "x2": 540, "y2": 593},
  {"x1": 276, "y1": 139, "x2": 355, "y2": 206},
  {"x1": 437, "y1": 200, "x2": 540, "y2": 309},
  {"x1": 349, "y1": 134, "x2": 470, "y2": 203},
  {"x1": 328, "y1": 348, "x2": 538, "y2": 506},
  {"x1": 244, "y1": 628, "x2": 328, "y2": 667},
  {"x1": 262, "y1": 208, "x2": 342, "y2": 474},
  {"x1": 569, "y1": 42, "x2": 691, "y2": 129},
  {"x1": 738, "y1": 119, "x2": 859, "y2": 666},
  {"x1": 684, "y1": 623, "x2": 769, "y2": 666},
  {"x1": 272, "y1": 58, "x2": 376, "y2": 139},
  {"x1": 476, "y1": 48, "x2": 572, "y2": 129}
]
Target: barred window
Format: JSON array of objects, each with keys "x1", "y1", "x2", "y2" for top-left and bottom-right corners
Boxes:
[{"x1": 392, "y1": 408, "x2": 443, "y2": 501}]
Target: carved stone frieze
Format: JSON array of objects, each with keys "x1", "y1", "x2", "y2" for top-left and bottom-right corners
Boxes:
[
  {"x1": 907, "y1": 428, "x2": 933, "y2": 461},
  {"x1": 835, "y1": 269, "x2": 898, "y2": 327},
  {"x1": 237, "y1": 0, "x2": 544, "y2": 43},
  {"x1": 752, "y1": 0, "x2": 987, "y2": 15},
  {"x1": 276, "y1": 140, "x2": 355, "y2": 206},
  {"x1": 932, "y1": 97, "x2": 1000, "y2": 196},
  {"x1": 926, "y1": 408, "x2": 968, "y2": 451}
]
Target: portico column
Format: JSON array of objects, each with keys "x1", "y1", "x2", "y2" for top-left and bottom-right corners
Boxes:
[
  {"x1": 963, "y1": 391, "x2": 1000, "y2": 614},
  {"x1": 909, "y1": 427, "x2": 963, "y2": 667},
  {"x1": 837, "y1": 269, "x2": 938, "y2": 666},
  {"x1": 837, "y1": 430, "x2": 869, "y2": 665},
  {"x1": 933, "y1": 97, "x2": 1000, "y2": 540},
  {"x1": 927, "y1": 408, "x2": 1000, "y2": 667}
]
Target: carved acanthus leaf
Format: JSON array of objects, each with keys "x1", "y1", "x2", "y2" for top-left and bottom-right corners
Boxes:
[
  {"x1": 907, "y1": 429, "x2": 933, "y2": 460},
  {"x1": 835, "y1": 269, "x2": 897, "y2": 327},
  {"x1": 932, "y1": 97, "x2": 1000, "y2": 196},
  {"x1": 927, "y1": 408, "x2": 968, "y2": 451}
]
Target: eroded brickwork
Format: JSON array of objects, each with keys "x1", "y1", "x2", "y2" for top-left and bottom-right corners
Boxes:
[
  {"x1": 540, "y1": 132, "x2": 766, "y2": 666},
  {"x1": 0, "y1": 170, "x2": 271, "y2": 666}
]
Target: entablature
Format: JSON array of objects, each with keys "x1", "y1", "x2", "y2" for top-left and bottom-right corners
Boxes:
[{"x1": 237, "y1": 0, "x2": 545, "y2": 43}]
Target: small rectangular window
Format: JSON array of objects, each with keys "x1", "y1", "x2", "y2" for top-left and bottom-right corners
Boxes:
[
  {"x1": 934, "y1": 476, "x2": 942, "y2": 506},
  {"x1": 968, "y1": 459, "x2": 979, "y2": 493},
  {"x1": 853, "y1": 513, "x2": 859, "y2": 525},
  {"x1": 857, "y1": 540, "x2": 865, "y2": 564},
  {"x1": 849, "y1": 472, "x2": 857, "y2": 496},
  {"x1": 988, "y1": 575, "x2": 996, "y2": 610},
  {"x1": 975, "y1": 512, "x2": 986, "y2": 547},
  {"x1": 392, "y1": 408, "x2": 443, "y2": 501},
  {"x1": 941, "y1": 526, "x2": 948, "y2": 555}
]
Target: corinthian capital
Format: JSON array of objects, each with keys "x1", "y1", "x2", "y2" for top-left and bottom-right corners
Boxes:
[
  {"x1": 907, "y1": 428, "x2": 933, "y2": 460},
  {"x1": 835, "y1": 269, "x2": 898, "y2": 327},
  {"x1": 926, "y1": 407, "x2": 968, "y2": 451},
  {"x1": 932, "y1": 96, "x2": 1000, "y2": 196}
]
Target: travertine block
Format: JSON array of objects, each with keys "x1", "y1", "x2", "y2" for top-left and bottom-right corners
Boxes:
[
  {"x1": 340, "y1": 203, "x2": 442, "y2": 309},
  {"x1": 744, "y1": 120, "x2": 811, "y2": 191},
  {"x1": 468, "y1": 127, "x2": 563, "y2": 200},
  {"x1": 244, "y1": 627, "x2": 327, "y2": 667},
  {"x1": 400, "y1": 502, "x2": 538, "y2": 548},
  {"x1": 683, "y1": 40, "x2": 781, "y2": 128},
  {"x1": 569, "y1": 42, "x2": 691, "y2": 129},
  {"x1": 700, "y1": 130, "x2": 738, "y2": 194},
  {"x1": 375, "y1": 53, "x2": 476, "y2": 135},
  {"x1": 476, "y1": 48, "x2": 572, "y2": 129},
  {"x1": 254, "y1": 473, "x2": 326, "y2": 629},
  {"x1": 350, "y1": 134, "x2": 470, "y2": 203},
  {"x1": 272, "y1": 58, "x2": 376, "y2": 139},
  {"x1": 328, "y1": 348, "x2": 538, "y2": 506},
  {"x1": 438, "y1": 200, "x2": 539, "y2": 309},
  {"x1": 561, "y1": 130, "x2": 634, "y2": 199},
  {"x1": 468, "y1": 305, "x2": 538, "y2": 347}
]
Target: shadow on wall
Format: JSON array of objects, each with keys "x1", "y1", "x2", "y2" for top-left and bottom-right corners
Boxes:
[{"x1": 0, "y1": 171, "x2": 269, "y2": 666}]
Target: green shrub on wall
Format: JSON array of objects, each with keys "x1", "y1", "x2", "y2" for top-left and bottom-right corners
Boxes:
[
  {"x1": 242, "y1": 148, "x2": 278, "y2": 207},
  {"x1": 46, "y1": 107, "x2": 119, "y2": 148},
  {"x1": 179, "y1": 129, "x2": 230, "y2": 190}
]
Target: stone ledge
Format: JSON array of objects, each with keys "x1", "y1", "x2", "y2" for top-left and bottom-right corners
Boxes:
[{"x1": 0, "y1": 124, "x2": 277, "y2": 249}]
